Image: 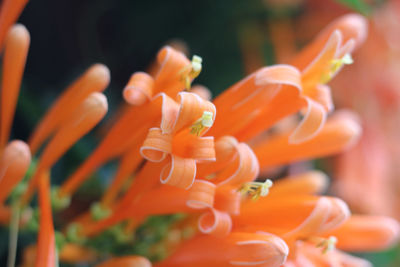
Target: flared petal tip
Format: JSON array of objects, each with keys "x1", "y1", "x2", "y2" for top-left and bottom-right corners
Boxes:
[
  {"x1": 8, "y1": 24, "x2": 30, "y2": 43},
  {"x1": 5, "y1": 140, "x2": 31, "y2": 161},
  {"x1": 232, "y1": 233, "x2": 289, "y2": 267},
  {"x1": 338, "y1": 14, "x2": 368, "y2": 49},
  {"x1": 89, "y1": 64, "x2": 111, "y2": 87},
  {"x1": 377, "y1": 217, "x2": 400, "y2": 249}
]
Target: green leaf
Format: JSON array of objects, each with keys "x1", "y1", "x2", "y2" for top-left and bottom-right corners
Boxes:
[{"x1": 335, "y1": 0, "x2": 372, "y2": 15}]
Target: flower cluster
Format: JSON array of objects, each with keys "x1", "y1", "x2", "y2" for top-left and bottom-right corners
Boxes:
[{"x1": 0, "y1": 1, "x2": 399, "y2": 267}]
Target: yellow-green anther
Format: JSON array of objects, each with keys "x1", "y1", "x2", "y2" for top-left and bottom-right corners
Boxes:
[
  {"x1": 317, "y1": 236, "x2": 337, "y2": 254},
  {"x1": 55, "y1": 231, "x2": 66, "y2": 251},
  {"x1": 90, "y1": 202, "x2": 111, "y2": 221},
  {"x1": 239, "y1": 179, "x2": 273, "y2": 201},
  {"x1": 51, "y1": 187, "x2": 71, "y2": 211},
  {"x1": 321, "y1": 54, "x2": 353, "y2": 84},
  {"x1": 66, "y1": 223, "x2": 86, "y2": 244},
  {"x1": 110, "y1": 225, "x2": 133, "y2": 244},
  {"x1": 191, "y1": 55, "x2": 202, "y2": 73},
  {"x1": 190, "y1": 111, "x2": 214, "y2": 136}
]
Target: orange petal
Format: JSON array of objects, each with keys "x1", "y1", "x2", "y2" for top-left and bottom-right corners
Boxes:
[
  {"x1": 254, "y1": 110, "x2": 361, "y2": 169},
  {"x1": 23, "y1": 93, "x2": 108, "y2": 204},
  {"x1": 29, "y1": 64, "x2": 110, "y2": 154},
  {"x1": 289, "y1": 97, "x2": 327, "y2": 144},
  {"x1": 234, "y1": 85, "x2": 304, "y2": 142},
  {"x1": 301, "y1": 30, "x2": 341, "y2": 90},
  {"x1": 291, "y1": 14, "x2": 367, "y2": 71},
  {"x1": 198, "y1": 209, "x2": 232, "y2": 236},
  {"x1": 187, "y1": 180, "x2": 216, "y2": 209},
  {"x1": 210, "y1": 65, "x2": 301, "y2": 138},
  {"x1": 160, "y1": 156, "x2": 196, "y2": 189},
  {"x1": 0, "y1": 24, "x2": 30, "y2": 148},
  {"x1": 324, "y1": 215, "x2": 400, "y2": 252},
  {"x1": 196, "y1": 136, "x2": 238, "y2": 177},
  {"x1": 59, "y1": 99, "x2": 161, "y2": 197},
  {"x1": 305, "y1": 84, "x2": 334, "y2": 112},
  {"x1": 284, "y1": 197, "x2": 350, "y2": 238},
  {"x1": 140, "y1": 128, "x2": 172, "y2": 162},
  {"x1": 35, "y1": 171, "x2": 56, "y2": 267},
  {"x1": 153, "y1": 46, "x2": 190, "y2": 97},
  {"x1": 173, "y1": 92, "x2": 216, "y2": 134},
  {"x1": 96, "y1": 256, "x2": 152, "y2": 267},
  {"x1": 214, "y1": 143, "x2": 259, "y2": 187},
  {"x1": 0, "y1": 140, "x2": 31, "y2": 203},
  {"x1": 191, "y1": 84, "x2": 212, "y2": 100},
  {"x1": 214, "y1": 186, "x2": 241, "y2": 215},
  {"x1": 101, "y1": 143, "x2": 144, "y2": 206},
  {"x1": 173, "y1": 135, "x2": 216, "y2": 161},
  {"x1": 156, "y1": 232, "x2": 288, "y2": 267},
  {"x1": 269, "y1": 171, "x2": 329, "y2": 197},
  {"x1": 155, "y1": 93, "x2": 180, "y2": 134},
  {"x1": 123, "y1": 72, "x2": 154, "y2": 106},
  {"x1": 0, "y1": 0, "x2": 29, "y2": 50}
]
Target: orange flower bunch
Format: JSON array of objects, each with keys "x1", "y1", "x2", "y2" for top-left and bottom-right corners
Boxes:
[{"x1": 0, "y1": 1, "x2": 399, "y2": 267}]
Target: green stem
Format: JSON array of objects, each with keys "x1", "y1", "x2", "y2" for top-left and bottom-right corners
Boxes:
[{"x1": 7, "y1": 203, "x2": 20, "y2": 267}]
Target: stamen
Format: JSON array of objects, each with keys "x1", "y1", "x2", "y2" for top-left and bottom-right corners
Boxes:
[
  {"x1": 307, "y1": 236, "x2": 337, "y2": 254},
  {"x1": 239, "y1": 179, "x2": 273, "y2": 201},
  {"x1": 51, "y1": 187, "x2": 71, "y2": 211},
  {"x1": 90, "y1": 202, "x2": 111, "y2": 221},
  {"x1": 321, "y1": 54, "x2": 353, "y2": 84},
  {"x1": 66, "y1": 223, "x2": 86, "y2": 244},
  {"x1": 180, "y1": 55, "x2": 203, "y2": 90},
  {"x1": 190, "y1": 111, "x2": 214, "y2": 136}
]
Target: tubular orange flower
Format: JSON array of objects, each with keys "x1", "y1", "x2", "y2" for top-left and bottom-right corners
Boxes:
[
  {"x1": 0, "y1": 0, "x2": 29, "y2": 50},
  {"x1": 0, "y1": 24, "x2": 30, "y2": 149},
  {"x1": 0, "y1": 140, "x2": 31, "y2": 203},
  {"x1": 36, "y1": 171, "x2": 56, "y2": 267},
  {"x1": 28, "y1": 64, "x2": 110, "y2": 154}
]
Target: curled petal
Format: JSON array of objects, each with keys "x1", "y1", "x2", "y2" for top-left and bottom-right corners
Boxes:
[
  {"x1": 96, "y1": 256, "x2": 152, "y2": 267},
  {"x1": 140, "y1": 128, "x2": 172, "y2": 162},
  {"x1": 196, "y1": 136, "x2": 238, "y2": 178},
  {"x1": 187, "y1": 180, "x2": 216, "y2": 209},
  {"x1": 301, "y1": 30, "x2": 342, "y2": 89},
  {"x1": 160, "y1": 156, "x2": 196, "y2": 189},
  {"x1": 173, "y1": 92, "x2": 216, "y2": 134},
  {"x1": 214, "y1": 187, "x2": 241, "y2": 215},
  {"x1": 185, "y1": 136, "x2": 215, "y2": 161},
  {"x1": 289, "y1": 97, "x2": 327, "y2": 144},
  {"x1": 216, "y1": 143, "x2": 259, "y2": 186},
  {"x1": 156, "y1": 232, "x2": 288, "y2": 267},
  {"x1": 285, "y1": 197, "x2": 349, "y2": 238},
  {"x1": 153, "y1": 93, "x2": 180, "y2": 134},
  {"x1": 123, "y1": 72, "x2": 154, "y2": 106},
  {"x1": 305, "y1": 84, "x2": 334, "y2": 112},
  {"x1": 199, "y1": 209, "x2": 232, "y2": 236},
  {"x1": 255, "y1": 110, "x2": 361, "y2": 168},
  {"x1": 292, "y1": 14, "x2": 367, "y2": 70},
  {"x1": 154, "y1": 46, "x2": 190, "y2": 96}
]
